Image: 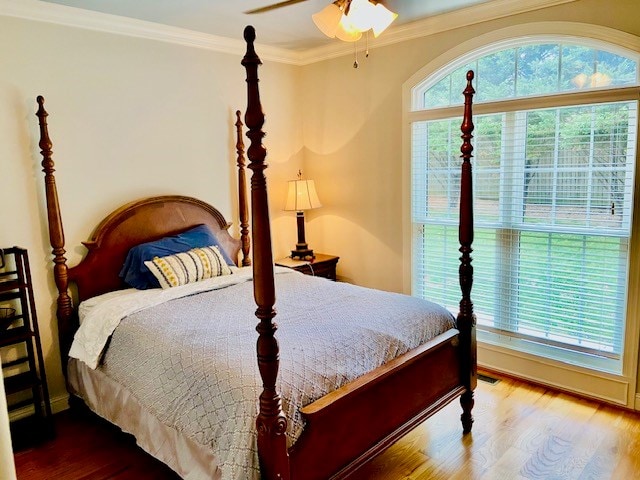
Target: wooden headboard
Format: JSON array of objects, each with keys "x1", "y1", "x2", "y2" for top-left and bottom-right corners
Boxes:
[
  {"x1": 68, "y1": 195, "x2": 240, "y2": 302},
  {"x1": 36, "y1": 96, "x2": 250, "y2": 366}
]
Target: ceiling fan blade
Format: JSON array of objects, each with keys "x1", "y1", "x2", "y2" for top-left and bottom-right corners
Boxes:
[{"x1": 244, "y1": 0, "x2": 310, "y2": 14}]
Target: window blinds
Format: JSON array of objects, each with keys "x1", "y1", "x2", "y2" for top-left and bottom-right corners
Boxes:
[{"x1": 412, "y1": 101, "x2": 637, "y2": 360}]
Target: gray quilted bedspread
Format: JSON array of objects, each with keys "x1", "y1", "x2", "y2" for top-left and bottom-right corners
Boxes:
[{"x1": 100, "y1": 272, "x2": 455, "y2": 479}]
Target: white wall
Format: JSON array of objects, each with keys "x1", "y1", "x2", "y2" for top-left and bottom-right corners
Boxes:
[{"x1": 0, "y1": 15, "x2": 303, "y2": 407}]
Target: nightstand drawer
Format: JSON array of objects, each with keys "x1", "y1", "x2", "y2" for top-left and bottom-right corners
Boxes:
[{"x1": 276, "y1": 253, "x2": 339, "y2": 281}]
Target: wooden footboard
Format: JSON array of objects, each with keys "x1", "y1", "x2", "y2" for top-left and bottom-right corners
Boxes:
[{"x1": 290, "y1": 330, "x2": 464, "y2": 480}]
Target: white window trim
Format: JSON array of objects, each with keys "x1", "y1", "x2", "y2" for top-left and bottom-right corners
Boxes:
[{"x1": 401, "y1": 21, "x2": 640, "y2": 409}]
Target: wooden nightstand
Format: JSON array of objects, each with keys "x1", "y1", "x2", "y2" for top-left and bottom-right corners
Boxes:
[{"x1": 275, "y1": 253, "x2": 339, "y2": 281}]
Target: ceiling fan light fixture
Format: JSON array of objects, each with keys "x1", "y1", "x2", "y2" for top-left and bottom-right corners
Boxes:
[
  {"x1": 311, "y1": 0, "x2": 397, "y2": 43},
  {"x1": 371, "y1": 2, "x2": 398, "y2": 37},
  {"x1": 312, "y1": 1, "x2": 344, "y2": 38}
]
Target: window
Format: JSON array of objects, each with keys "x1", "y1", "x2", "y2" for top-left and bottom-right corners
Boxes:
[{"x1": 411, "y1": 38, "x2": 639, "y2": 373}]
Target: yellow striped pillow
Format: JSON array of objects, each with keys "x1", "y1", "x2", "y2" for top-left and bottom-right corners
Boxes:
[{"x1": 144, "y1": 245, "x2": 232, "y2": 289}]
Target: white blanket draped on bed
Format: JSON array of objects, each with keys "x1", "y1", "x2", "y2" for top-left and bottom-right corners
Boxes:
[{"x1": 69, "y1": 267, "x2": 456, "y2": 479}]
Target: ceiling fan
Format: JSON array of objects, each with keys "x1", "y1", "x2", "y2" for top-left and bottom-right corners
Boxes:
[
  {"x1": 245, "y1": 0, "x2": 397, "y2": 42},
  {"x1": 245, "y1": 0, "x2": 397, "y2": 68},
  {"x1": 244, "y1": 0, "x2": 310, "y2": 15}
]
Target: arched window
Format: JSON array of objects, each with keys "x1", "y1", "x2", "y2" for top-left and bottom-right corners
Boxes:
[{"x1": 410, "y1": 37, "x2": 639, "y2": 373}]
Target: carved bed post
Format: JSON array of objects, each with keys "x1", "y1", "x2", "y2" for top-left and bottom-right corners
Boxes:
[
  {"x1": 241, "y1": 26, "x2": 291, "y2": 480},
  {"x1": 458, "y1": 71, "x2": 477, "y2": 434},
  {"x1": 235, "y1": 110, "x2": 252, "y2": 267},
  {"x1": 36, "y1": 96, "x2": 76, "y2": 371}
]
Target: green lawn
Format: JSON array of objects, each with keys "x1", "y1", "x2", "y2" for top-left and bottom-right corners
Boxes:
[{"x1": 418, "y1": 224, "x2": 624, "y2": 355}]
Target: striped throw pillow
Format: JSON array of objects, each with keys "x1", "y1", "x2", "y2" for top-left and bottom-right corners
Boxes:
[{"x1": 144, "y1": 245, "x2": 232, "y2": 289}]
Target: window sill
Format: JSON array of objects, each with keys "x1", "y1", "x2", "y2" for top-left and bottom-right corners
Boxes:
[
  {"x1": 478, "y1": 329, "x2": 622, "y2": 374},
  {"x1": 477, "y1": 335, "x2": 632, "y2": 408}
]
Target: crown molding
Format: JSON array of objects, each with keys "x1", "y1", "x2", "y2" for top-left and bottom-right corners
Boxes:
[
  {"x1": 1, "y1": 0, "x2": 581, "y2": 66},
  {"x1": 0, "y1": 0, "x2": 302, "y2": 65}
]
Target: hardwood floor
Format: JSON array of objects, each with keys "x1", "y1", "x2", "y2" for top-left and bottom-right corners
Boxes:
[
  {"x1": 13, "y1": 372, "x2": 640, "y2": 479},
  {"x1": 13, "y1": 408, "x2": 179, "y2": 480}
]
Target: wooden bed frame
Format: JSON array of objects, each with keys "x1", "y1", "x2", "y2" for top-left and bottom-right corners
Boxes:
[{"x1": 37, "y1": 25, "x2": 476, "y2": 480}]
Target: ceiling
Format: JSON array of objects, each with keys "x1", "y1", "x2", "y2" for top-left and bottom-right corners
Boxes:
[{"x1": 38, "y1": 0, "x2": 492, "y2": 51}]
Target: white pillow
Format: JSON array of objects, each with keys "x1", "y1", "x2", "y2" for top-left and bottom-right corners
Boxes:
[{"x1": 144, "y1": 245, "x2": 232, "y2": 289}]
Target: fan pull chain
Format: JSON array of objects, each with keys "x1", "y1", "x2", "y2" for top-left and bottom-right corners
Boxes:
[
  {"x1": 365, "y1": 31, "x2": 369, "y2": 58},
  {"x1": 353, "y1": 40, "x2": 359, "y2": 68}
]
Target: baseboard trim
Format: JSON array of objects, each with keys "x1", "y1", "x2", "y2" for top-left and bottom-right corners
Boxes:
[
  {"x1": 50, "y1": 393, "x2": 70, "y2": 414},
  {"x1": 8, "y1": 393, "x2": 69, "y2": 422}
]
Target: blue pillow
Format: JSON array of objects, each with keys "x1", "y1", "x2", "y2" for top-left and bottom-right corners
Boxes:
[{"x1": 119, "y1": 224, "x2": 235, "y2": 289}]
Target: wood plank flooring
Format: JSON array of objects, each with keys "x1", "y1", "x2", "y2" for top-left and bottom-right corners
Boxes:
[
  {"x1": 13, "y1": 408, "x2": 180, "y2": 480},
  {"x1": 13, "y1": 372, "x2": 640, "y2": 479}
]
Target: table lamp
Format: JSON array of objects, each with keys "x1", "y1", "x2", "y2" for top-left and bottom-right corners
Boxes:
[{"x1": 284, "y1": 170, "x2": 322, "y2": 259}]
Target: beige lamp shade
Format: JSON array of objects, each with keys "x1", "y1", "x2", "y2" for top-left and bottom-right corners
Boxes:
[
  {"x1": 335, "y1": 15, "x2": 363, "y2": 42},
  {"x1": 346, "y1": 0, "x2": 376, "y2": 31},
  {"x1": 284, "y1": 179, "x2": 322, "y2": 211},
  {"x1": 312, "y1": 2, "x2": 343, "y2": 38},
  {"x1": 371, "y1": 2, "x2": 398, "y2": 37}
]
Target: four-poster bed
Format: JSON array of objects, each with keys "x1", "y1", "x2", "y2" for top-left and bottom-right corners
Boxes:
[{"x1": 37, "y1": 26, "x2": 476, "y2": 480}]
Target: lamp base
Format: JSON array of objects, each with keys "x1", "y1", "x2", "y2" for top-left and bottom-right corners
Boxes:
[{"x1": 291, "y1": 248, "x2": 314, "y2": 260}]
